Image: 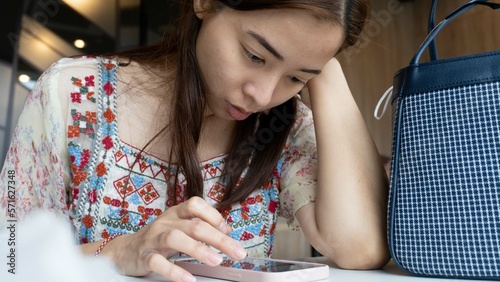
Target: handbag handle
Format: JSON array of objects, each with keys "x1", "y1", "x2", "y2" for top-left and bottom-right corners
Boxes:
[
  {"x1": 411, "y1": 0, "x2": 500, "y2": 65},
  {"x1": 428, "y1": 0, "x2": 439, "y2": 61}
]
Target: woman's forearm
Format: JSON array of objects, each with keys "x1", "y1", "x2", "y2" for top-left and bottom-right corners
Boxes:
[{"x1": 303, "y1": 58, "x2": 389, "y2": 269}]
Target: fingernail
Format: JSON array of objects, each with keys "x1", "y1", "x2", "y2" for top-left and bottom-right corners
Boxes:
[
  {"x1": 182, "y1": 273, "x2": 196, "y2": 282},
  {"x1": 208, "y1": 252, "x2": 223, "y2": 265},
  {"x1": 233, "y1": 246, "x2": 247, "y2": 259}
]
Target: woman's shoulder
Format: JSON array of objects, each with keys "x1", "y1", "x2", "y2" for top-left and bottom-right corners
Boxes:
[
  {"x1": 44, "y1": 55, "x2": 107, "y2": 75},
  {"x1": 41, "y1": 55, "x2": 119, "y2": 87},
  {"x1": 37, "y1": 56, "x2": 112, "y2": 96},
  {"x1": 36, "y1": 56, "x2": 118, "y2": 114}
]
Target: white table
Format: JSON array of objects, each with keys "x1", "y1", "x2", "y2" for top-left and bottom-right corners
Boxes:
[
  {"x1": 112, "y1": 257, "x2": 499, "y2": 282},
  {"x1": 4, "y1": 213, "x2": 498, "y2": 282}
]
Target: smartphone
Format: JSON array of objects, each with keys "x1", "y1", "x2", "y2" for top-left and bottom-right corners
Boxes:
[{"x1": 174, "y1": 256, "x2": 329, "y2": 282}]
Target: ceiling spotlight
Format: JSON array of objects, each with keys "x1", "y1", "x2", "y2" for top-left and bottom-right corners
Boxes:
[
  {"x1": 74, "y1": 39, "x2": 86, "y2": 49},
  {"x1": 18, "y1": 74, "x2": 30, "y2": 83}
]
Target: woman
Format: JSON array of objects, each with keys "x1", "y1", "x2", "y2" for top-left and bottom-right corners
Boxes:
[{"x1": 0, "y1": 0, "x2": 389, "y2": 281}]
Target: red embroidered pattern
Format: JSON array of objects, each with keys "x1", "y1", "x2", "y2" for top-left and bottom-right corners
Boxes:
[
  {"x1": 3, "y1": 55, "x2": 316, "y2": 259},
  {"x1": 64, "y1": 56, "x2": 316, "y2": 258},
  {"x1": 71, "y1": 75, "x2": 96, "y2": 103}
]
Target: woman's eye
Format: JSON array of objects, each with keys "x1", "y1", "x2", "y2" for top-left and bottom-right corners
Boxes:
[
  {"x1": 244, "y1": 48, "x2": 264, "y2": 63},
  {"x1": 290, "y1": 76, "x2": 306, "y2": 85}
]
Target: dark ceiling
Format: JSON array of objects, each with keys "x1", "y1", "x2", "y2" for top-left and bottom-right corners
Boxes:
[
  {"x1": 0, "y1": 1, "x2": 23, "y2": 64},
  {"x1": 0, "y1": 0, "x2": 179, "y2": 81}
]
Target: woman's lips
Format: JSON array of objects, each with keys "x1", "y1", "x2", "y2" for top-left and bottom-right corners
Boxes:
[{"x1": 227, "y1": 102, "x2": 252, "y2": 121}]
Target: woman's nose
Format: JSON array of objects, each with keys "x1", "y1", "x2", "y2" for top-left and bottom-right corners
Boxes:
[{"x1": 242, "y1": 74, "x2": 278, "y2": 108}]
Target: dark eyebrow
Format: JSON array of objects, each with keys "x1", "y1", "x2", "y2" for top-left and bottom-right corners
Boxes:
[
  {"x1": 246, "y1": 30, "x2": 322, "y2": 75},
  {"x1": 300, "y1": 68, "x2": 321, "y2": 75},
  {"x1": 246, "y1": 30, "x2": 284, "y2": 61}
]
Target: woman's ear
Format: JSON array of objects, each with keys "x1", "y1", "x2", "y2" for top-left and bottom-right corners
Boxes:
[{"x1": 193, "y1": 0, "x2": 212, "y2": 19}]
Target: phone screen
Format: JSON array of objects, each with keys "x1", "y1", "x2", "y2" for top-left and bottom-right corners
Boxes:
[{"x1": 180, "y1": 257, "x2": 322, "y2": 272}]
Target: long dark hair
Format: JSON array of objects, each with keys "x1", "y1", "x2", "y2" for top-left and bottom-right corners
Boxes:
[{"x1": 119, "y1": 0, "x2": 369, "y2": 208}]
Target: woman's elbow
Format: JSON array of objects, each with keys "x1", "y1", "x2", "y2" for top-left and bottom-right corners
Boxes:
[{"x1": 326, "y1": 236, "x2": 390, "y2": 270}]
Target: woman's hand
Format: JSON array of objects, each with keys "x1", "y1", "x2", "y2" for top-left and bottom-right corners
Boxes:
[
  {"x1": 82, "y1": 196, "x2": 247, "y2": 282},
  {"x1": 300, "y1": 58, "x2": 344, "y2": 109}
]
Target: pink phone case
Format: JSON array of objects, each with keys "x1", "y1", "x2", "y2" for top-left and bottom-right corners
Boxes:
[{"x1": 175, "y1": 256, "x2": 329, "y2": 282}]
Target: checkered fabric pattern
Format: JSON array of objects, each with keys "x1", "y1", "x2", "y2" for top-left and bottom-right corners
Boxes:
[{"x1": 390, "y1": 81, "x2": 500, "y2": 278}]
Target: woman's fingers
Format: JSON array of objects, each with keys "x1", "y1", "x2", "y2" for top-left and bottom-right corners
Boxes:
[
  {"x1": 148, "y1": 220, "x2": 244, "y2": 281},
  {"x1": 130, "y1": 196, "x2": 246, "y2": 280},
  {"x1": 174, "y1": 197, "x2": 247, "y2": 260},
  {"x1": 147, "y1": 251, "x2": 196, "y2": 282},
  {"x1": 176, "y1": 197, "x2": 231, "y2": 233},
  {"x1": 159, "y1": 228, "x2": 223, "y2": 266},
  {"x1": 183, "y1": 218, "x2": 247, "y2": 260}
]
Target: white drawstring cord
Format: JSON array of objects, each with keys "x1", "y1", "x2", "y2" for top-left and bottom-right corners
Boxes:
[{"x1": 374, "y1": 86, "x2": 394, "y2": 120}]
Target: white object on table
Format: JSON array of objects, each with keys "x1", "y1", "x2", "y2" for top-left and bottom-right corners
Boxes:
[
  {"x1": 114, "y1": 257, "x2": 499, "y2": 282},
  {"x1": 0, "y1": 211, "x2": 118, "y2": 282}
]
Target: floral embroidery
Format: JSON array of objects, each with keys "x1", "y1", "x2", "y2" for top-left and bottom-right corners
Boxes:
[
  {"x1": 102, "y1": 136, "x2": 113, "y2": 150},
  {"x1": 72, "y1": 75, "x2": 96, "y2": 103},
  {"x1": 56, "y1": 56, "x2": 317, "y2": 256},
  {"x1": 69, "y1": 109, "x2": 96, "y2": 139},
  {"x1": 103, "y1": 108, "x2": 115, "y2": 123},
  {"x1": 68, "y1": 142, "x2": 91, "y2": 209},
  {"x1": 85, "y1": 75, "x2": 95, "y2": 86},
  {"x1": 103, "y1": 81, "x2": 114, "y2": 95},
  {"x1": 82, "y1": 214, "x2": 93, "y2": 228},
  {"x1": 71, "y1": 92, "x2": 81, "y2": 103},
  {"x1": 86, "y1": 111, "x2": 97, "y2": 123},
  {"x1": 96, "y1": 162, "x2": 107, "y2": 177},
  {"x1": 88, "y1": 189, "x2": 98, "y2": 203},
  {"x1": 1, "y1": 55, "x2": 316, "y2": 259},
  {"x1": 72, "y1": 77, "x2": 82, "y2": 87},
  {"x1": 0, "y1": 57, "x2": 316, "y2": 256},
  {"x1": 67, "y1": 58, "x2": 121, "y2": 242},
  {"x1": 208, "y1": 182, "x2": 226, "y2": 202},
  {"x1": 138, "y1": 183, "x2": 159, "y2": 204},
  {"x1": 113, "y1": 176, "x2": 134, "y2": 197},
  {"x1": 68, "y1": 126, "x2": 80, "y2": 138}
]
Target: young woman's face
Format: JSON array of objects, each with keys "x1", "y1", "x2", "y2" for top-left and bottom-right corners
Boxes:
[{"x1": 195, "y1": 4, "x2": 344, "y2": 121}]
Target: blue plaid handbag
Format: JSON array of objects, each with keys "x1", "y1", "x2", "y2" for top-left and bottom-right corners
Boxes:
[{"x1": 387, "y1": 0, "x2": 500, "y2": 279}]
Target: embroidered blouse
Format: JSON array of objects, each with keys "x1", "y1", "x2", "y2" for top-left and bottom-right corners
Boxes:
[{"x1": 0, "y1": 56, "x2": 317, "y2": 257}]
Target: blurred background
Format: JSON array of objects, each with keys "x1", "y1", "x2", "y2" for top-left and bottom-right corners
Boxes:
[
  {"x1": 0, "y1": 0, "x2": 179, "y2": 168},
  {"x1": 1, "y1": 0, "x2": 499, "y2": 169},
  {"x1": 0, "y1": 0, "x2": 499, "y2": 257}
]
